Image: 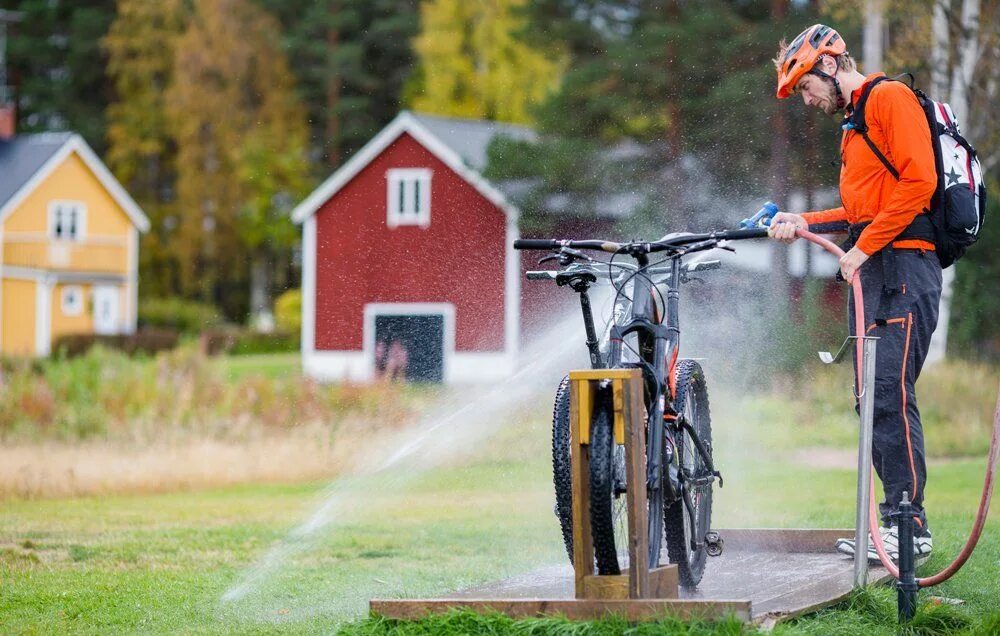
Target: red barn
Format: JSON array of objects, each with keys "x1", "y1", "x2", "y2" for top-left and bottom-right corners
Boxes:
[{"x1": 292, "y1": 111, "x2": 535, "y2": 383}]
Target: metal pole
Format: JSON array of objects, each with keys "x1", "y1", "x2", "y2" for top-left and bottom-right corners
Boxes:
[{"x1": 853, "y1": 336, "x2": 878, "y2": 588}]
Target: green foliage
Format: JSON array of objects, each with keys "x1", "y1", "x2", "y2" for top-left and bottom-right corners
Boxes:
[
  {"x1": 345, "y1": 610, "x2": 749, "y2": 635},
  {"x1": 274, "y1": 288, "x2": 302, "y2": 334},
  {"x1": 949, "y1": 176, "x2": 1000, "y2": 360},
  {"x1": 4, "y1": 0, "x2": 116, "y2": 151},
  {"x1": 494, "y1": 1, "x2": 839, "y2": 233},
  {"x1": 229, "y1": 330, "x2": 299, "y2": 356},
  {"x1": 255, "y1": 0, "x2": 420, "y2": 167},
  {"x1": 138, "y1": 297, "x2": 222, "y2": 334}
]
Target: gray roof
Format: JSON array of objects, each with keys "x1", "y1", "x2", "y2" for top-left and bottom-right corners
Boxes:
[
  {"x1": 408, "y1": 111, "x2": 536, "y2": 172},
  {"x1": 0, "y1": 132, "x2": 74, "y2": 210}
]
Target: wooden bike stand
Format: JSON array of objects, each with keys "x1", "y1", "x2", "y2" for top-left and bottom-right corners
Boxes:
[{"x1": 568, "y1": 368, "x2": 678, "y2": 600}]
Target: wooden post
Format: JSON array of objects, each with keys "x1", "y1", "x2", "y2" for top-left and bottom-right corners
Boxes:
[{"x1": 569, "y1": 369, "x2": 678, "y2": 601}]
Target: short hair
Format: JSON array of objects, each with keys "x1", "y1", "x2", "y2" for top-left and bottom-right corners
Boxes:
[{"x1": 773, "y1": 39, "x2": 857, "y2": 76}]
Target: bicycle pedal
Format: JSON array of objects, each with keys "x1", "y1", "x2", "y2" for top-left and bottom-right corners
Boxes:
[{"x1": 705, "y1": 531, "x2": 724, "y2": 557}]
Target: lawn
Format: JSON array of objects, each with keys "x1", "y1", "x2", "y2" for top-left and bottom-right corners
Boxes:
[{"x1": 1, "y1": 364, "x2": 997, "y2": 634}]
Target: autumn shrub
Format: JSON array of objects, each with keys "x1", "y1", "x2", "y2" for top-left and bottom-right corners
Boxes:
[
  {"x1": 0, "y1": 345, "x2": 419, "y2": 443},
  {"x1": 51, "y1": 328, "x2": 179, "y2": 358},
  {"x1": 274, "y1": 288, "x2": 301, "y2": 334}
]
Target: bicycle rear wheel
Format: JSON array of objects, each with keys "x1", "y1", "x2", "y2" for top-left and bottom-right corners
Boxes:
[{"x1": 664, "y1": 359, "x2": 714, "y2": 587}]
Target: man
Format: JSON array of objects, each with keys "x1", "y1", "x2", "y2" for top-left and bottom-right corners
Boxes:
[{"x1": 769, "y1": 24, "x2": 940, "y2": 559}]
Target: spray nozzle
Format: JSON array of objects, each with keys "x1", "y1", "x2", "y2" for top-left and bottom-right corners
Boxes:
[{"x1": 739, "y1": 201, "x2": 779, "y2": 229}]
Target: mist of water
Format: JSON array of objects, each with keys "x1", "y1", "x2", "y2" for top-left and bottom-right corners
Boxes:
[
  {"x1": 219, "y1": 249, "x2": 834, "y2": 623},
  {"x1": 220, "y1": 305, "x2": 595, "y2": 615}
]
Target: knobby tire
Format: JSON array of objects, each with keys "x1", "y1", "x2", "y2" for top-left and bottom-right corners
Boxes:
[{"x1": 664, "y1": 359, "x2": 714, "y2": 587}]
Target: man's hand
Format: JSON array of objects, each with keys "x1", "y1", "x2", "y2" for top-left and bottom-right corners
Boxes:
[
  {"x1": 767, "y1": 212, "x2": 808, "y2": 243},
  {"x1": 839, "y1": 246, "x2": 869, "y2": 282}
]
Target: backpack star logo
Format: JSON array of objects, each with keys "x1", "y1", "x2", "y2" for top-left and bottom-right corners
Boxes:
[{"x1": 945, "y1": 167, "x2": 964, "y2": 186}]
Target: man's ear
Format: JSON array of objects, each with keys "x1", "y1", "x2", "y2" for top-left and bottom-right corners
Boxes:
[{"x1": 822, "y1": 55, "x2": 840, "y2": 75}]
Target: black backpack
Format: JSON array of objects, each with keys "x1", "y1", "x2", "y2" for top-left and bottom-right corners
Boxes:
[{"x1": 843, "y1": 75, "x2": 986, "y2": 268}]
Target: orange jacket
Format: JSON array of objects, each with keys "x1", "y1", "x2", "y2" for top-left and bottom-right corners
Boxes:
[{"x1": 802, "y1": 73, "x2": 937, "y2": 254}]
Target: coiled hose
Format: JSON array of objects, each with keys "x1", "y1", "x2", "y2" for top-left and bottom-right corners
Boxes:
[{"x1": 796, "y1": 227, "x2": 1000, "y2": 587}]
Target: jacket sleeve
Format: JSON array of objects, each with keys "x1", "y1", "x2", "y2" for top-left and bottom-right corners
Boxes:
[
  {"x1": 854, "y1": 83, "x2": 938, "y2": 255},
  {"x1": 802, "y1": 206, "x2": 848, "y2": 226}
]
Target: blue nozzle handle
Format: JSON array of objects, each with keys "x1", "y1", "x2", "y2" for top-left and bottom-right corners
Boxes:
[{"x1": 739, "y1": 201, "x2": 779, "y2": 229}]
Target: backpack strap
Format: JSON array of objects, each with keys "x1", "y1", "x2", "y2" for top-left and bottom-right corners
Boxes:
[{"x1": 842, "y1": 76, "x2": 899, "y2": 179}]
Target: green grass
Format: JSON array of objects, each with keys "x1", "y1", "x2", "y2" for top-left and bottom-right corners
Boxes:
[
  {"x1": 212, "y1": 352, "x2": 301, "y2": 381},
  {"x1": 1, "y1": 377, "x2": 998, "y2": 634}
]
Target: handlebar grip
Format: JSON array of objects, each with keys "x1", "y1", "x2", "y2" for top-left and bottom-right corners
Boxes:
[
  {"x1": 513, "y1": 239, "x2": 559, "y2": 250},
  {"x1": 721, "y1": 228, "x2": 769, "y2": 240},
  {"x1": 525, "y1": 271, "x2": 558, "y2": 280}
]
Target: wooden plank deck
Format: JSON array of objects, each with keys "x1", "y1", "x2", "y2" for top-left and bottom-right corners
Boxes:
[{"x1": 370, "y1": 528, "x2": 903, "y2": 624}]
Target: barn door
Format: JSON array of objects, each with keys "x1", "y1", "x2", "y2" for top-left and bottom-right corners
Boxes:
[{"x1": 373, "y1": 314, "x2": 444, "y2": 383}]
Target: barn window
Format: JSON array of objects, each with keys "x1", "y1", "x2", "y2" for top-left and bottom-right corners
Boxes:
[
  {"x1": 386, "y1": 168, "x2": 432, "y2": 228},
  {"x1": 48, "y1": 200, "x2": 87, "y2": 241}
]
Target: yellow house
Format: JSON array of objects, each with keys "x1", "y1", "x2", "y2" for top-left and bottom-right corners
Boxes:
[{"x1": 0, "y1": 132, "x2": 149, "y2": 356}]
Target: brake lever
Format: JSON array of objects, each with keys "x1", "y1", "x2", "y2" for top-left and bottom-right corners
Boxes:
[
  {"x1": 559, "y1": 246, "x2": 592, "y2": 264},
  {"x1": 538, "y1": 253, "x2": 559, "y2": 265}
]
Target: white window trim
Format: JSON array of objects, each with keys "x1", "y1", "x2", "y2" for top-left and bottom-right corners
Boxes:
[
  {"x1": 60, "y1": 285, "x2": 84, "y2": 316},
  {"x1": 386, "y1": 168, "x2": 431, "y2": 229},
  {"x1": 47, "y1": 200, "x2": 87, "y2": 242}
]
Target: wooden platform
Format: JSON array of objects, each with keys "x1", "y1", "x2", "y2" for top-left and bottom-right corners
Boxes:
[{"x1": 370, "y1": 528, "x2": 904, "y2": 625}]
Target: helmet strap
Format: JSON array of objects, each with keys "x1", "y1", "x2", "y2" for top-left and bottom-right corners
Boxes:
[{"x1": 809, "y1": 58, "x2": 847, "y2": 111}]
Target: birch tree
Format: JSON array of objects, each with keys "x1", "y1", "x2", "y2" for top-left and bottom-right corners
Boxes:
[{"x1": 411, "y1": 0, "x2": 564, "y2": 124}]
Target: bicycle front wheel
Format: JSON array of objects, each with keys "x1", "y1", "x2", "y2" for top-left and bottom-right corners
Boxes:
[{"x1": 589, "y1": 388, "x2": 664, "y2": 574}]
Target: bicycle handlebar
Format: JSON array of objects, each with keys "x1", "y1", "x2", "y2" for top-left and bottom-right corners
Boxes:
[{"x1": 514, "y1": 228, "x2": 768, "y2": 254}]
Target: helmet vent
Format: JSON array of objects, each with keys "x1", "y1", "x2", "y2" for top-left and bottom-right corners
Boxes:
[{"x1": 809, "y1": 25, "x2": 830, "y2": 47}]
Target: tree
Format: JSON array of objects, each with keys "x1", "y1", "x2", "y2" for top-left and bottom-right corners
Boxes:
[
  {"x1": 4, "y1": 0, "x2": 116, "y2": 151},
  {"x1": 165, "y1": 0, "x2": 309, "y2": 320},
  {"x1": 103, "y1": 0, "x2": 187, "y2": 299},
  {"x1": 255, "y1": 0, "x2": 420, "y2": 168},
  {"x1": 409, "y1": 0, "x2": 565, "y2": 124}
]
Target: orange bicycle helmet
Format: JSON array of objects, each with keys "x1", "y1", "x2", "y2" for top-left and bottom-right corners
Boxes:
[{"x1": 776, "y1": 24, "x2": 847, "y2": 99}]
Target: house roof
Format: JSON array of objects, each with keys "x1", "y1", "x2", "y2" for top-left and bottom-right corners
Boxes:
[
  {"x1": 291, "y1": 111, "x2": 526, "y2": 225},
  {"x1": 0, "y1": 132, "x2": 73, "y2": 210},
  {"x1": 407, "y1": 112, "x2": 536, "y2": 172},
  {"x1": 0, "y1": 133, "x2": 150, "y2": 232}
]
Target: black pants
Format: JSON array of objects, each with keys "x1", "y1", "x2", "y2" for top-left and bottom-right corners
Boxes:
[{"x1": 848, "y1": 249, "x2": 942, "y2": 531}]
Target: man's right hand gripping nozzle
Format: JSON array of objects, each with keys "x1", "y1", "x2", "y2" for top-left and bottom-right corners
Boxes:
[{"x1": 768, "y1": 212, "x2": 808, "y2": 244}]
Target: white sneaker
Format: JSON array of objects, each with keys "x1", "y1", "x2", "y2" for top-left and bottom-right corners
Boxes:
[{"x1": 836, "y1": 526, "x2": 933, "y2": 561}]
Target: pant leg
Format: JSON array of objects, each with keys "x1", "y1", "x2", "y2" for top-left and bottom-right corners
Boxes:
[{"x1": 848, "y1": 250, "x2": 941, "y2": 529}]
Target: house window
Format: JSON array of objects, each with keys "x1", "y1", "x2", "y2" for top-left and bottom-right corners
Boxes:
[
  {"x1": 386, "y1": 168, "x2": 431, "y2": 228},
  {"x1": 61, "y1": 286, "x2": 84, "y2": 316},
  {"x1": 48, "y1": 200, "x2": 87, "y2": 241}
]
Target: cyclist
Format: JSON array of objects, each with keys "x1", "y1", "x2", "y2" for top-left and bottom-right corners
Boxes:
[{"x1": 768, "y1": 24, "x2": 938, "y2": 560}]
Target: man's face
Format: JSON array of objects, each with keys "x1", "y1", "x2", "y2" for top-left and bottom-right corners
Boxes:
[{"x1": 795, "y1": 73, "x2": 839, "y2": 116}]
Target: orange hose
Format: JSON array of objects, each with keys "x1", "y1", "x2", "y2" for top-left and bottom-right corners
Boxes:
[{"x1": 795, "y1": 228, "x2": 999, "y2": 587}]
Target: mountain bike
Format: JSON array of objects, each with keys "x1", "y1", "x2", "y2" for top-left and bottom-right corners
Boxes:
[{"x1": 514, "y1": 227, "x2": 766, "y2": 587}]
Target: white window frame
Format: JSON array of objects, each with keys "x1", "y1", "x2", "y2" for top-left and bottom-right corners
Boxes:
[
  {"x1": 47, "y1": 200, "x2": 87, "y2": 242},
  {"x1": 60, "y1": 285, "x2": 84, "y2": 316},
  {"x1": 386, "y1": 168, "x2": 431, "y2": 229}
]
